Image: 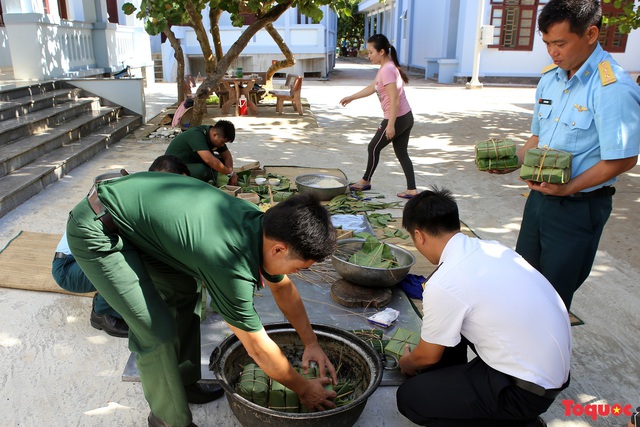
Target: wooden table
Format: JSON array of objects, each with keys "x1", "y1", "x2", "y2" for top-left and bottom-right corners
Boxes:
[{"x1": 220, "y1": 76, "x2": 263, "y2": 116}]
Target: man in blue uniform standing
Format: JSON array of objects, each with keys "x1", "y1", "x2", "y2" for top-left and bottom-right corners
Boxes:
[{"x1": 487, "y1": 0, "x2": 640, "y2": 309}]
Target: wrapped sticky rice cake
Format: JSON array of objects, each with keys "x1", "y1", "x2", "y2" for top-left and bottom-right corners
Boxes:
[
  {"x1": 476, "y1": 157, "x2": 519, "y2": 171},
  {"x1": 268, "y1": 380, "x2": 300, "y2": 413},
  {"x1": 475, "y1": 139, "x2": 517, "y2": 160},
  {"x1": 523, "y1": 147, "x2": 572, "y2": 169},
  {"x1": 384, "y1": 327, "x2": 420, "y2": 360},
  {"x1": 236, "y1": 363, "x2": 269, "y2": 407},
  {"x1": 520, "y1": 165, "x2": 571, "y2": 184}
]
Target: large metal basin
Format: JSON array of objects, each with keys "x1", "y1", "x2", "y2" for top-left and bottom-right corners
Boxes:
[
  {"x1": 209, "y1": 322, "x2": 383, "y2": 427},
  {"x1": 331, "y1": 238, "x2": 416, "y2": 287},
  {"x1": 295, "y1": 174, "x2": 348, "y2": 201}
]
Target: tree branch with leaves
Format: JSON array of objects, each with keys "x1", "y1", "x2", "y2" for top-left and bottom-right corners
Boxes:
[
  {"x1": 124, "y1": 0, "x2": 353, "y2": 125},
  {"x1": 602, "y1": 0, "x2": 640, "y2": 33}
]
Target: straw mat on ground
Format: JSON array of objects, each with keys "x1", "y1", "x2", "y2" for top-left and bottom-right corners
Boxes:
[{"x1": 0, "y1": 231, "x2": 91, "y2": 297}]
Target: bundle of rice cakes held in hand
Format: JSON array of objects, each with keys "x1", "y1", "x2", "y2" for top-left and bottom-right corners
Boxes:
[
  {"x1": 236, "y1": 363, "x2": 354, "y2": 412},
  {"x1": 475, "y1": 139, "x2": 518, "y2": 171},
  {"x1": 520, "y1": 146, "x2": 572, "y2": 184}
]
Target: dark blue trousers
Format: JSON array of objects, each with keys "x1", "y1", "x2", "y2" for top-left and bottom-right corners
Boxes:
[{"x1": 516, "y1": 190, "x2": 612, "y2": 309}]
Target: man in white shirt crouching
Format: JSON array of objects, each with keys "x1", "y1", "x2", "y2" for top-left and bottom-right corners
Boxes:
[{"x1": 397, "y1": 188, "x2": 571, "y2": 427}]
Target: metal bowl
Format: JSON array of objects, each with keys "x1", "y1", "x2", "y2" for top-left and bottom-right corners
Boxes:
[
  {"x1": 294, "y1": 174, "x2": 348, "y2": 201},
  {"x1": 331, "y1": 238, "x2": 416, "y2": 288},
  {"x1": 209, "y1": 322, "x2": 383, "y2": 427}
]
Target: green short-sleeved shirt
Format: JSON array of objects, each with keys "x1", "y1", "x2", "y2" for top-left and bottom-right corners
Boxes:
[
  {"x1": 96, "y1": 172, "x2": 282, "y2": 332},
  {"x1": 165, "y1": 125, "x2": 228, "y2": 165}
]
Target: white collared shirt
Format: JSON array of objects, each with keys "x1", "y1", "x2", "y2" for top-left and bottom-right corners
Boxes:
[
  {"x1": 422, "y1": 233, "x2": 571, "y2": 389},
  {"x1": 55, "y1": 232, "x2": 71, "y2": 255}
]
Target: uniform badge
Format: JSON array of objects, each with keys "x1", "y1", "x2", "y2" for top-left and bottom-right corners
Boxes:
[
  {"x1": 598, "y1": 61, "x2": 617, "y2": 86},
  {"x1": 573, "y1": 104, "x2": 588, "y2": 112}
]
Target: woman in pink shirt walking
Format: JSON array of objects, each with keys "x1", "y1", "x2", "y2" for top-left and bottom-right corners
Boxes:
[{"x1": 340, "y1": 34, "x2": 417, "y2": 199}]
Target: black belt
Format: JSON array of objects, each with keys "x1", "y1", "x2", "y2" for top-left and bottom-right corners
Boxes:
[
  {"x1": 87, "y1": 186, "x2": 119, "y2": 233},
  {"x1": 510, "y1": 375, "x2": 570, "y2": 399},
  {"x1": 568, "y1": 186, "x2": 615, "y2": 199},
  {"x1": 54, "y1": 252, "x2": 69, "y2": 259}
]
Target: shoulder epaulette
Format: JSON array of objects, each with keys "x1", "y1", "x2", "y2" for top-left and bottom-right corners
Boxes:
[
  {"x1": 598, "y1": 60, "x2": 617, "y2": 86},
  {"x1": 541, "y1": 63, "x2": 558, "y2": 74}
]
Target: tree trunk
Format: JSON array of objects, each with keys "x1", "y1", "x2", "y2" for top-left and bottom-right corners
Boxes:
[
  {"x1": 185, "y1": 1, "x2": 216, "y2": 75},
  {"x1": 264, "y1": 23, "x2": 295, "y2": 83},
  {"x1": 209, "y1": 8, "x2": 224, "y2": 62},
  {"x1": 163, "y1": 28, "x2": 186, "y2": 103},
  {"x1": 190, "y1": 0, "x2": 294, "y2": 126}
]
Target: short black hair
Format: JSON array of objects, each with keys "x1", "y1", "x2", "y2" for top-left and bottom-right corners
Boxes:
[
  {"x1": 538, "y1": 0, "x2": 602, "y2": 35},
  {"x1": 148, "y1": 154, "x2": 191, "y2": 176},
  {"x1": 402, "y1": 187, "x2": 461, "y2": 236},
  {"x1": 263, "y1": 194, "x2": 336, "y2": 261},
  {"x1": 213, "y1": 120, "x2": 235, "y2": 143}
]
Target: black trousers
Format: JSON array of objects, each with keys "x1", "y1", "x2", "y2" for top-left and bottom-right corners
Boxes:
[
  {"x1": 397, "y1": 340, "x2": 556, "y2": 426},
  {"x1": 363, "y1": 110, "x2": 416, "y2": 190},
  {"x1": 516, "y1": 190, "x2": 612, "y2": 309}
]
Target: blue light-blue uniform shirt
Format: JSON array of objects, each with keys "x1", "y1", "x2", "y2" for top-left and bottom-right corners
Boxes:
[{"x1": 531, "y1": 44, "x2": 640, "y2": 192}]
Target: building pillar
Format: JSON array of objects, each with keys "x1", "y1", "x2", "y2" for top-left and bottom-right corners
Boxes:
[
  {"x1": 3, "y1": 13, "x2": 65, "y2": 80},
  {"x1": 93, "y1": 21, "x2": 119, "y2": 72},
  {"x1": 466, "y1": 0, "x2": 485, "y2": 89}
]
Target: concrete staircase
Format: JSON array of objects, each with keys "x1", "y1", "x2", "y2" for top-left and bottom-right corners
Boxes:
[{"x1": 0, "y1": 81, "x2": 142, "y2": 218}]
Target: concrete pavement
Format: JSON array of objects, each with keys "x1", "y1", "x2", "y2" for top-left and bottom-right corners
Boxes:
[{"x1": 0, "y1": 58, "x2": 638, "y2": 426}]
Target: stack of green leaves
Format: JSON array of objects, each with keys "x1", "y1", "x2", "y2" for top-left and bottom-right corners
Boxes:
[
  {"x1": 327, "y1": 194, "x2": 400, "y2": 215},
  {"x1": 367, "y1": 213, "x2": 409, "y2": 240},
  {"x1": 268, "y1": 380, "x2": 300, "y2": 413},
  {"x1": 236, "y1": 363, "x2": 270, "y2": 407},
  {"x1": 348, "y1": 233, "x2": 399, "y2": 268},
  {"x1": 475, "y1": 139, "x2": 519, "y2": 171},
  {"x1": 384, "y1": 327, "x2": 421, "y2": 360},
  {"x1": 520, "y1": 147, "x2": 572, "y2": 184},
  {"x1": 351, "y1": 329, "x2": 389, "y2": 355}
]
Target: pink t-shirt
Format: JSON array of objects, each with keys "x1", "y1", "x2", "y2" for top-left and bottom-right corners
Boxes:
[{"x1": 375, "y1": 62, "x2": 411, "y2": 119}]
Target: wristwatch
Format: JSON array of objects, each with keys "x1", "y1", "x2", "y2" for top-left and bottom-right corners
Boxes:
[{"x1": 227, "y1": 171, "x2": 236, "y2": 179}]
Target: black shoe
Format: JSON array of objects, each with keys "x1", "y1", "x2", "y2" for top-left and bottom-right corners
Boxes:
[
  {"x1": 184, "y1": 382, "x2": 224, "y2": 404},
  {"x1": 90, "y1": 295, "x2": 129, "y2": 338},
  {"x1": 147, "y1": 412, "x2": 198, "y2": 427}
]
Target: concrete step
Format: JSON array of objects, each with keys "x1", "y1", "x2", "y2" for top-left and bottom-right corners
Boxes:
[
  {"x1": 0, "y1": 106, "x2": 121, "y2": 179},
  {"x1": 0, "y1": 88, "x2": 82, "y2": 122},
  {"x1": 0, "y1": 98, "x2": 101, "y2": 147},
  {"x1": 0, "y1": 115, "x2": 141, "y2": 218},
  {"x1": 0, "y1": 81, "x2": 65, "y2": 102}
]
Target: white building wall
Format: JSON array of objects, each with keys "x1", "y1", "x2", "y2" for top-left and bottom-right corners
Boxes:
[
  {"x1": 2, "y1": 0, "x2": 151, "y2": 80},
  {"x1": 611, "y1": 28, "x2": 640, "y2": 72},
  {"x1": 408, "y1": 0, "x2": 449, "y2": 63},
  {"x1": 0, "y1": 28, "x2": 10, "y2": 67},
  {"x1": 162, "y1": 6, "x2": 337, "y2": 82},
  {"x1": 461, "y1": 1, "x2": 640, "y2": 79},
  {"x1": 363, "y1": 0, "x2": 640, "y2": 82}
]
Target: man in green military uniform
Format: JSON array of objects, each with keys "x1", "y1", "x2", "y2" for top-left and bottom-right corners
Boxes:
[
  {"x1": 165, "y1": 120, "x2": 238, "y2": 184},
  {"x1": 486, "y1": 0, "x2": 640, "y2": 309},
  {"x1": 66, "y1": 173, "x2": 338, "y2": 427}
]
